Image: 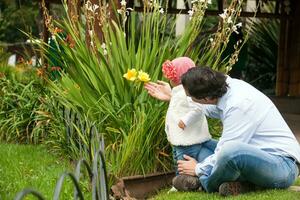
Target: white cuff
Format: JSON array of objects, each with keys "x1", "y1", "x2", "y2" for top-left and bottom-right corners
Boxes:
[
  {"x1": 195, "y1": 163, "x2": 212, "y2": 177},
  {"x1": 195, "y1": 163, "x2": 203, "y2": 176}
]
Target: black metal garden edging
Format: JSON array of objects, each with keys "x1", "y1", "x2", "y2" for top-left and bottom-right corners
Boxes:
[
  {"x1": 14, "y1": 106, "x2": 109, "y2": 200},
  {"x1": 14, "y1": 142, "x2": 109, "y2": 200}
]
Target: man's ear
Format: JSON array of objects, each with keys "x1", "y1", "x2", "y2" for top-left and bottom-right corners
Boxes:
[{"x1": 207, "y1": 97, "x2": 218, "y2": 104}]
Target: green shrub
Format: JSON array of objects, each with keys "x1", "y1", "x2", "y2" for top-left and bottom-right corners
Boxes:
[
  {"x1": 244, "y1": 6, "x2": 279, "y2": 94},
  {"x1": 0, "y1": 64, "x2": 65, "y2": 146}
]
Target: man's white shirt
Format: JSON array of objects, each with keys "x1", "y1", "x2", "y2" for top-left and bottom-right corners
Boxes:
[{"x1": 195, "y1": 77, "x2": 300, "y2": 176}]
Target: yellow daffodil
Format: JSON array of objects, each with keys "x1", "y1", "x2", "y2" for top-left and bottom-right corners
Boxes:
[
  {"x1": 138, "y1": 70, "x2": 151, "y2": 82},
  {"x1": 123, "y1": 69, "x2": 137, "y2": 81}
]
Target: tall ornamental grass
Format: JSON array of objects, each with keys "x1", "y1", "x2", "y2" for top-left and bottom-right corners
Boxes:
[{"x1": 37, "y1": 0, "x2": 245, "y2": 180}]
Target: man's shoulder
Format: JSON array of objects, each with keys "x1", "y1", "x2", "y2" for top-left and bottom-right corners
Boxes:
[{"x1": 223, "y1": 94, "x2": 255, "y2": 115}]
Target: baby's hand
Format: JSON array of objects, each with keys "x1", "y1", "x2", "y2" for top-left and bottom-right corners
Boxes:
[{"x1": 178, "y1": 120, "x2": 186, "y2": 130}]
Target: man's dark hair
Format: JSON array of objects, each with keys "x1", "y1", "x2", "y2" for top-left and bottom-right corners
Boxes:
[{"x1": 181, "y1": 67, "x2": 228, "y2": 99}]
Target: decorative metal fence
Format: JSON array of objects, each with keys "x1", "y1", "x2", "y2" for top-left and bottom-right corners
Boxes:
[
  {"x1": 62, "y1": 106, "x2": 100, "y2": 163},
  {"x1": 14, "y1": 107, "x2": 109, "y2": 200}
]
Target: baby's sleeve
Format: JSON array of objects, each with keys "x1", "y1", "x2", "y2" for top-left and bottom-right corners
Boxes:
[{"x1": 180, "y1": 97, "x2": 204, "y2": 126}]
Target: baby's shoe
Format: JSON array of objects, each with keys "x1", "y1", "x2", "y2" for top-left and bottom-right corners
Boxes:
[{"x1": 172, "y1": 174, "x2": 201, "y2": 191}]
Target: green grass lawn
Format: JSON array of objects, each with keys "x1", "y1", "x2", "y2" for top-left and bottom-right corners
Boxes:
[
  {"x1": 153, "y1": 189, "x2": 300, "y2": 200},
  {"x1": 1, "y1": 143, "x2": 299, "y2": 200},
  {"x1": 153, "y1": 180, "x2": 300, "y2": 200},
  {"x1": 0, "y1": 143, "x2": 90, "y2": 199}
]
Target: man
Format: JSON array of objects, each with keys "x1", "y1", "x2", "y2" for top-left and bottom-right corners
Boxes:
[{"x1": 144, "y1": 67, "x2": 300, "y2": 196}]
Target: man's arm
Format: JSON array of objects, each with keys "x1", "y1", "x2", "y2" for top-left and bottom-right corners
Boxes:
[
  {"x1": 178, "y1": 154, "x2": 214, "y2": 176},
  {"x1": 202, "y1": 104, "x2": 221, "y2": 119}
]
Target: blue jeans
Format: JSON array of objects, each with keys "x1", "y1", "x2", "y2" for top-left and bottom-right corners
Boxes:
[
  {"x1": 200, "y1": 141, "x2": 299, "y2": 192},
  {"x1": 173, "y1": 139, "x2": 217, "y2": 175}
]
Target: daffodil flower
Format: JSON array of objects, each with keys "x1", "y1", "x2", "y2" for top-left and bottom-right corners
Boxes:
[
  {"x1": 123, "y1": 69, "x2": 137, "y2": 81},
  {"x1": 138, "y1": 70, "x2": 151, "y2": 82}
]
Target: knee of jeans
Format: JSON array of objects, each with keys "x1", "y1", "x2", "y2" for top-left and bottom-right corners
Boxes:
[
  {"x1": 216, "y1": 141, "x2": 244, "y2": 163},
  {"x1": 176, "y1": 155, "x2": 185, "y2": 161}
]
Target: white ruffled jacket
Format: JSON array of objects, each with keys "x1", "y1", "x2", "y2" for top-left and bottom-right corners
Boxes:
[{"x1": 165, "y1": 85, "x2": 211, "y2": 146}]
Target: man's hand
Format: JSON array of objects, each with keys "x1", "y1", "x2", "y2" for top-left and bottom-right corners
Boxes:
[
  {"x1": 177, "y1": 155, "x2": 197, "y2": 176},
  {"x1": 144, "y1": 80, "x2": 172, "y2": 101},
  {"x1": 178, "y1": 120, "x2": 186, "y2": 130}
]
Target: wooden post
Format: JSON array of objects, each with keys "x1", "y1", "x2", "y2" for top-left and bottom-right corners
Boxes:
[
  {"x1": 85, "y1": 0, "x2": 120, "y2": 44},
  {"x1": 67, "y1": 0, "x2": 81, "y2": 24},
  {"x1": 288, "y1": 0, "x2": 300, "y2": 96},
  {"x1": 276, "y1": 4, "x2": 290, "y2": 96},
  {"x1": 86, "y1": 0, "x2": 103, "y2": 43},
  {"x1": 276, "y1": 0, "x2": 300, "y2": 97},
  {"x1": 40, "y1": 1, "x2": 50, "y2": 45},
  {"x1": 39, "y1": 0, "x2": 50, "y2": 65}
]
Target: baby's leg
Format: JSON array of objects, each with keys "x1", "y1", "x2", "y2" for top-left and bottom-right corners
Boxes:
[
  {"x1": 197, "y1": 139, "x2": 218, "y2": 162},
  {"x1": 174, "y1": 144, "x2": 203, "y2": 160},
  {"x1": 172, "y1": 147, "x2": 179, "y2": 175},
  {"x1": 171, "y1": 144, "x2": 204, "y2": 191},
  {"x1": 173, "y1": 144, "x2": 203, "y2": 175}
]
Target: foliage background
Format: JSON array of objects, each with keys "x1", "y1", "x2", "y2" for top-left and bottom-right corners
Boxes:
[
  {"x1": 0, "y1": 0, "x2": 39, "y2": 43},
  {"x1": 244, "y1": 18, "x2": 279, "y2": 95}
]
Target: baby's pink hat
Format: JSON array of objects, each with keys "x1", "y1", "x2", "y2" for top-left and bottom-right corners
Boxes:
[{"x1": 162, "y1": 57, "x2": 195, "y2": 85}]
